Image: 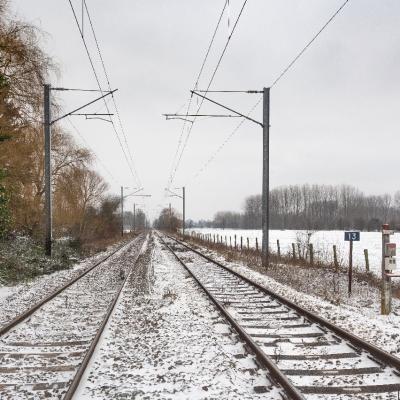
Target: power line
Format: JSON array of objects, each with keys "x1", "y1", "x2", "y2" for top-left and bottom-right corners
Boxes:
[
  {"x1": 167, "y1": 0, "x2": 248, "y2": 190},
  {"x1": 185, "y1": 97, "x2": 261, "y2": 185},
  {"x1": 185, "y1": 0, "x2": 351, "y2": 186},
  {"x1": 67, "y1": 0, "x2": 140, "y2": 187},
  {"x1": 169, "y1": 0, "x2": 248, "y2": 188},
  {"x1": 165, "y1": 0, "x2": 228, "y2": 191},
  {"x1": 83, "y1": 0, "x2": 142, "y2": 187},
  {"x1": 271, "y1": 0, "x2": 351, "y2": 88},
  {"x1": 66, "y1": 117, "x2": 119, "y2": 185}
]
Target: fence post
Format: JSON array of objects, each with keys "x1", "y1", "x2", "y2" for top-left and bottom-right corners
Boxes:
[
  {"x1": 309, "y1": 243, "x2": 314, "y2": 266},
  {"x1": 333, "y1": 245, "x2": 339, "y2": 271},
  {"x1": 234, "y1": 235, "x2": 237, "y2": 250},
  {"x1": 363, "y1": 249, "x2": 369, "y2": 272},
  {"x1": 292, "y1": 243, "x2": 296, "y2": 260},
  {"x1": 256, "y1": 237, "x2": 259, "y2": 252},
  {"x1": 277, "y1": 239, "x2": 281, "y2": 258},
  {"x1": 240, "y1": 236, "x2": 243, "y2": 250},
  {"x1": 230, "y1": 236, "x2": 232, "y2": 249},
  {"x1": 297, "y1": 243, "x2": 302, "y2": 260}
]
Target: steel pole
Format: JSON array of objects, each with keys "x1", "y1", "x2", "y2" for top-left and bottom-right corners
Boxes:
[
  {"x1": 169, "y1": 203, "x2": 172, "y2": 231},
  {"x1": 262, "y1": 87, "x2": 270, "y2": 267},
  {"x1": 44, "y1": 84, "x2": 52, "y2": 256},
  {"x1": 182, "y1": 187, "x2": 186, "y2": 237},
  {"x1": 120, "y1": 186, "x2": 124, "y2": 237},
  {"x1": 133, "y1": 203, "x2": 136, "y2": 234}
]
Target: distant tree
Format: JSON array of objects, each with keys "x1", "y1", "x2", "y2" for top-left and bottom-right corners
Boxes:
[{"x1": 153, "y1": 207, "x2": 180, "y2": 231}]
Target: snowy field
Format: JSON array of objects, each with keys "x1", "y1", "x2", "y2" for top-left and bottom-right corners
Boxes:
[{"x1": 186, "y1": 228, "x2": 400, "y2": 275}]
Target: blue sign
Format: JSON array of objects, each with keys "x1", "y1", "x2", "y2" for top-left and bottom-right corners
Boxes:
[{"x1": 344, "y1": 231, "x2": 360, "y2": 241}]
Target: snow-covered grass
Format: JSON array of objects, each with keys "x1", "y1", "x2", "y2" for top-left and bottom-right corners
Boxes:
[
  {"x1": 187, "y1": 228, "x2": 399, "y2": 276},
  {"x1": 0, "y1": 236, "x2": 79, "y2": 285}
]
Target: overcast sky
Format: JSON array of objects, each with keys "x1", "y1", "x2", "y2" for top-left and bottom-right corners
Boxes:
[{"x1": 11, "y1": 0, "x2": 400, "y2": 221}]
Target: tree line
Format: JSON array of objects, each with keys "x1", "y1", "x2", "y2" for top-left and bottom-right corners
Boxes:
[
  {"x1": 187, "y1": 184, "x2": 400, "y2": 231},
  {"x1": 0, "y1": 1, "x2": 122, "y2": 244}
]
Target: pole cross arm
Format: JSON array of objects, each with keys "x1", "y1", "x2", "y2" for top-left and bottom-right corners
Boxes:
[
  {"x1": 191, "y1": 90, "x2": 264, "y2": 127},
  {"x1": 124, "y1": 188, "x2": 144, "y2": 198},
  {"x1": 163, "y1": 113, "x2": 242, "y2": 118},
  {"x1": 70, "y1": 113, "x2": 113, "y2": 116},
  {"x1": 163, "y1": 115, "x2": 194, "y2": 123},
  {"x1": 165, "y1": 188, "x2": 182, "y2": 199},
  {"x1": 51, "y1": 89, "x2": 118, "y2": 124}
]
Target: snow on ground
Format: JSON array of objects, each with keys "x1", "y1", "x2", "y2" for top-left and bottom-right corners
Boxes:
[
  {"x1": 186, "y1": 240, "x2": 400, "y2": 359},
  {"x1": 0, "y1": 237, "x2": 141, "y2": 329},
  {"x1": 0, "y1": 286, "x2": 12, "y2": 302},
  {"x1": 187, "y1": 228, "x2": 400, "y2": 276},
  {"x1": 74, "y1": 233, "x2": 284, "y2": 400}
]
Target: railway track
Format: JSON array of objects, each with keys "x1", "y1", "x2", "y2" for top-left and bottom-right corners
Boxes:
[
  {"x1": 159, "y1": 232, "x2": 400, "y2": 400},
  {"x1": 0, "y1": 234, "x2": 147, "y2": 399}
]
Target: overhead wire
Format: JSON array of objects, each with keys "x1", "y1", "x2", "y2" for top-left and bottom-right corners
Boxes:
[
  {"x1": 271, "y1": 0, "x2": 350, "y2": 88},
  {"x1": 185, "y1": 97, "x2": 261, "y2": 185},
  {"x1": 185, "y1": 0, "x2": 351, "y2": 185},
  {"x1": 67, "y1": 0, "x2": 141, "y2": 187},
  {"x1": 66, "y1": 117, "x2": 119, "y2": 184},
  {"x1": 167, "y1": 0, "x2": 248, "y2": 190},
  {"x1": 165, "y1": 0, "x2": 229, "y2": 191},
  {"x1": 83, "y1": 0, "x2": 142, "y2": 187}
]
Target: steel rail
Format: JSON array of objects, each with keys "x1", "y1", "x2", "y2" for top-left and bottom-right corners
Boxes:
[
  {"x1": 165, "y1": 233, "x2": 400, "y2": 372},
  {"x1": 63, "y1": 235, "x2": 148, "y2": 399},
  {"x1": 158, "y1": 233, "x2": 305, "y2": 400},
  {"x1": 0, "y1": 235, "x2": 141, "y2": 337}
]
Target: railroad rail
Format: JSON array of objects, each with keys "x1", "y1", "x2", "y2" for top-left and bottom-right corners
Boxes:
[
  {"x1": 159, "y1": 232, "x2": 400, "y2": 399},
  {"x1": 0, "y1": 234, "x2": 147, "y2": 399}
]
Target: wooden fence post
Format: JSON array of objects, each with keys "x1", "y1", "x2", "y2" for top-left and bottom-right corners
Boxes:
[
  {"x1": 234, "y1": 235, "x2": 237, "y2": 250},
  {"x1": 292, "y1": 243, "x2": 296, "y2": 260},
  {"x1": 277, "y1": 239, "x2": 281, "y2": 258},
  {"x1": 364, "y1": 249, "x2": 370, "y2": 273},
  {"x1": 333, "y1": 245, "x2": 339, "y2": 271},
  {"x1": 240, "y1": 236, "x2": 243, "y2": 250},
  {"x1": 309, "y1": 243, "x2": 314, "y2": 266},
  {"x1": 256, "y1": 237, "x2": 259, "y2": 252}
]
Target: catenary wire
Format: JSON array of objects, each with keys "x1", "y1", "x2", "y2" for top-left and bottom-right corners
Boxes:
[
  {"x1": 165, "y1": 0, "x2": 229, "y2": 191},
  {"x1": 66, "y1": 117, "x2": 119, "y2": 184},
  {"x1": 67, "y1": 0, "x2": 140, "y2": 187},
  {"x1": 167, "y1": 0, "x2": 248, "y2": 190},
  {"x1": 83, "y1": 0, "x2": 142, "y2": 187},
  {"x1": 271, "y1": 0, "x2": 350, "y2": 88},
  {"x1": 185, "y1": 0, "x2": 351, "y2": 185},
  {"x1": 185, "y1": 97, "x2": 261, "y2": 185}
]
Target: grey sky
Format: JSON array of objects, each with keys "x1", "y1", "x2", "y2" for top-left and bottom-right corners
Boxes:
[{"x1": 11, "y1": 0, "x2": 400, "y2": 221}]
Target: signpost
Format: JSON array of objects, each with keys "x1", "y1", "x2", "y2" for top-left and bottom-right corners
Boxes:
[{"x1": 344, "y1": 231, "x2": 360, "y2": 296}]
